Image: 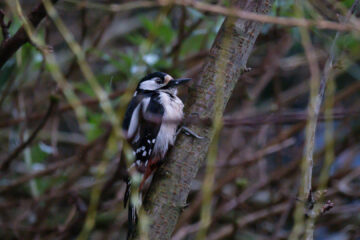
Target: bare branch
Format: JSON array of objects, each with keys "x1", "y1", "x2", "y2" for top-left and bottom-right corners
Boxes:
[
  {"x1": 0, "y1": 96, "x2": 59, "y2": 171},
  {"x1": 0, "y1": 9, "x2": 11, "y2": 43},
  {"x1": 290, "y1": 1, "x2": 360, "y2": 239},
  {"x1": 65, "y1": 0, "x2": 360, "y2": 32},
  {"x1": 0, "y1": 0, "x2": 59, "y2": 69}
]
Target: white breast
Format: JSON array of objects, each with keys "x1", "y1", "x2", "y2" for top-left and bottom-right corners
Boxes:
[{"x1": 153, "y1": 92, "x2": 184, "y2": 158}]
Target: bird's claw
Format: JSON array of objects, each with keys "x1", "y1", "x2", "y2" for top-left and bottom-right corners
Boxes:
[
  {"x1": 243, "y1": 66, "x2": 252, "y2": 73},
  {"x1": 178, "y1": 126, "x2": 204, "y2": 139}
]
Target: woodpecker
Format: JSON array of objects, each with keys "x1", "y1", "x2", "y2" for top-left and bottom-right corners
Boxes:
[{"x1": 122, "y1": 72, "x2": 201, "y2": 239}]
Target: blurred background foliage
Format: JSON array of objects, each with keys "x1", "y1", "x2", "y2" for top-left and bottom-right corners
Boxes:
[{"x1": 0, "y1": 0, "x2": 359, "y2": 239}]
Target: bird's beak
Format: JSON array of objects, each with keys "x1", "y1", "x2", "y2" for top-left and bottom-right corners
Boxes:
[{"x1": 166, "y1": 78, "x2": 191, "y2": 88}]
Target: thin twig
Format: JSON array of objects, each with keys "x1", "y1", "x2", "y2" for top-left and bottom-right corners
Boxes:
[
  {"x1": 63, "y1": 0, "x2": 360, "y2": 32},
  {"x1": 290, "y1": 1, "x2": 360, "y2": 239},
  {"x1": 0, "y1": 96, "x2": 59, "y2": 171},
  {"x1": 174, "y1": 158, "x2": 301, "y2": 239},
  {"x1": 167, "y1": 17, "x2": 203, "y2": 57},
  {"x1": 6, "y1": 0, "x2": 89, "y2": 132},
  {"x1": 206, "y1": 202, "x2": 289, "y2": 240},
  {"x1": 0, "y1": 89, "x2": 126, "y2": 128},
  {"x1": 0, "y1": 0, "x2": 59, "y2": 69},
  {"x1": 0, "y1": 156, "x2": 76, "y2": 192},
  {"x1": 0, "y1": 9, "x2": 11, "y2": 43},
  {"x1": 168, "y1": 0, "x2": 360, "y2": 32},
  {"x1": 42, "y1": 0, "x2": 121, "y2": 132}
]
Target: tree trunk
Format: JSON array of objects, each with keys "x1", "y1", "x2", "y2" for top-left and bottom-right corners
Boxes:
[{"x1": 143, "y1": 1, "x2": 274, "y2": 239}]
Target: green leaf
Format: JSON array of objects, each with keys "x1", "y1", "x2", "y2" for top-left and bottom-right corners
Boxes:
[
  {"x1": 31, "y1": 144, "x2": 49, "y2": 163},
  {"x1": 75, "y1": 82, "x2": 96, "y2": 97},
  {"x1": 126, "y1": 33, "x2": 146, "y2": 45},
  {"x1": 0, "y1": 59, "x2": 16, "y2": 91},
  {"x1": 86, "y1": 110, "x2": 103, "y2": 141}
]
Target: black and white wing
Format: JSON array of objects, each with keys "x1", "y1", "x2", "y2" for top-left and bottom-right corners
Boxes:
[
  {"x1": 122, "y1": 93, "x2": 148, "y2": 142},
  {"x1": 122, "y1": 93, "x2": 164, "y2": 171},
  {"x1": 132, "y1": 94, "x2": 164, "y2": 172}
]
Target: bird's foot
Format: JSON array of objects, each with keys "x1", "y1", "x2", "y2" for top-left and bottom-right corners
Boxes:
[
  {"x1": 242, "y1": 66, "x2": 252, "y2": 73},
  {"x1": 177, "y1": 126, "x2": 204, "y2": 139}
]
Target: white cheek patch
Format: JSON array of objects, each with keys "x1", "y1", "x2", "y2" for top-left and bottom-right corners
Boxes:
[
  {"x1": 139, "y1": 80, "x2": 157, "y2": 90},
  {"x1": 140, "y1": 78, "x2": 162, "y2": 90}
]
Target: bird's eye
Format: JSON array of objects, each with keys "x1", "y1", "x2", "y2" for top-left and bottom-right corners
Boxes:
[{"x1": 156, "y1": 78, "x2": 163, "y2": 84}]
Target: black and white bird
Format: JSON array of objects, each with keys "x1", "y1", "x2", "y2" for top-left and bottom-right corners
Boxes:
[{"x1": 122, "y1": 71, "x2": 201, "y2": 239}]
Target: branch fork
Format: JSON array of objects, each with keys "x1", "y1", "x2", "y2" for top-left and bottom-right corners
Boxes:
[{"x1": 304, "y1": 190, "x2": 334, "y2": 218}]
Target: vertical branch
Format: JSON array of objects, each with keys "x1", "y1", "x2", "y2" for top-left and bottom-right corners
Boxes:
[
  {"x1": 289, "y1": 1, "x2": 321, "y2": 238},
  {"x1": 316, "y1": 0, "x2": 360, "y2": 190},
  {"x1": 194, "y1": 12, "x2": 230, "y2": 239},
  {"x1": 142, "y1": 1, "x2": 274, "y2": 239},
  {"x1": 300, "y1": 14, "x2": 321, "y2": 202},
  {"x1": 304, "y1": 2, "x2": 360, "y2": 239},
  {"x1": 318, "y1": 78, "x2": 335, "y2": 188},
  {"x1": 290, "y1": 1, "x2": 360, "y2": 240}
]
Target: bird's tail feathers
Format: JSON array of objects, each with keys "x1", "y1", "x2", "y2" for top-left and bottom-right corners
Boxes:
[
  {"x1": 124, "y1": 176, "x2": 141, "y2": 240},
  {"x1": 127, "y1": 203, "x2": 138, "y2": 240},
  {"x1": 124, "y1": 177, "x2": 131, "y2": 208}
]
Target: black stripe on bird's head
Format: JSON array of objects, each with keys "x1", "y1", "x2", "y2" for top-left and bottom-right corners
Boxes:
[{"x1": 137, "y1": 72, "x2": 191, "y2": 92}]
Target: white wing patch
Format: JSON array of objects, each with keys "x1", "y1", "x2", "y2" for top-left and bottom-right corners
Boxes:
[
  {"x1": 126, "y1": 97, "x2": 151, "y2": 140},
  {"x1": 127, "y1": 104, "x2": 141, "y2": 139}
]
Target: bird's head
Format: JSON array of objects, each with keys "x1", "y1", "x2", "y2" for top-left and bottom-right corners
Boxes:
[{"x1": 137, "y1": 72, "x2": 191, "y2": 93}]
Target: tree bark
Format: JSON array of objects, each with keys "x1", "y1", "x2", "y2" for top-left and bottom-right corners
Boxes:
[{"x1": 143, "y1": 1, "x2": 274, "y2": 239}]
